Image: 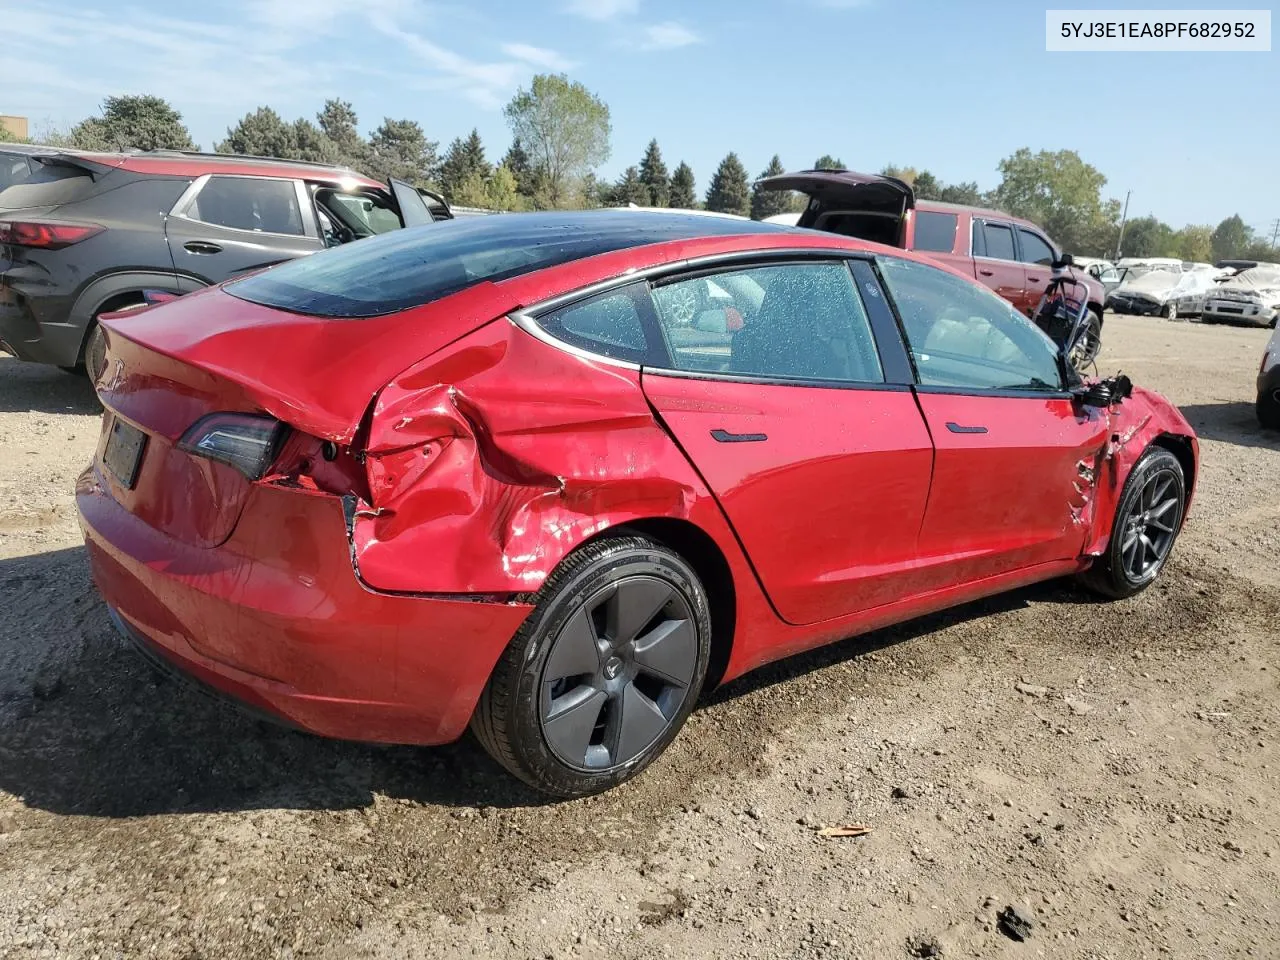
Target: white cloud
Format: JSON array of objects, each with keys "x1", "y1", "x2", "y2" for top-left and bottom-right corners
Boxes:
[
  {"x1": 500, "y1": 43, "x2": 578, "y2": 71},
  {"x1": 564, "y1": 0, "x2": 639, "y2": 22},
  {"x1": 639, "y1": 21, "x2": 701, "y2": 51}
]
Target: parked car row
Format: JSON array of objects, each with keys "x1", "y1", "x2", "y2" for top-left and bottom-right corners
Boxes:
[{"x1": 0, "y1": 148, "x2": 452, "y2": 380}]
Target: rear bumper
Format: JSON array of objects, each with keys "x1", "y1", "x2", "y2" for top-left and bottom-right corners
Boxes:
[
  {"x1": 76, "y1": 464, "x2": 534, "y2": 745},
  {"x1": 0, "y1": 272, "x2": 83, "y2": 366}
]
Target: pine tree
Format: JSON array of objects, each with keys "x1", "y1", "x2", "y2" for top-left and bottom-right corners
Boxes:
[
  {"x1": 611, "y1": 166, "x2": 649, "y2": 206},
  {"x1": 750, "y1": 154, "x2": 799, "y2": 220},
  {"x1": 814, "y1": 154, "x2": 844, "y2": 171},
  {"x1": 439, "y1": 129, "x2": 491, "y2": 203},
  {"x1": 669, "y1": 161, "x2": 697, "y2": 209},
  {"x1": 502, "y1": 138, "x2": 537, "y2": 201},
  {"x1": 638, "y1": 139, "x2": 670, "y2": 207},
  {"x1": 704, "y1": 152, "x2": 750, "y2": 217},
  {"x1": 316, "y1": 99, "x2": 367, "y2": 168}
]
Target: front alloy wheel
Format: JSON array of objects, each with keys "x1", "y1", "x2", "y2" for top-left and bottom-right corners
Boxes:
[
  {"x1": 1082, "y1": 446, "x2": 1186, "y2": 599},
  {"x1": 472, "y1": 536, "x2": 711, "y2": 797}
]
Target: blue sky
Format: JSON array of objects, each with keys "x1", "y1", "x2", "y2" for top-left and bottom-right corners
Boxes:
[{"x1": 2, "y1": 0, "x2": 1276, "y2": 232}]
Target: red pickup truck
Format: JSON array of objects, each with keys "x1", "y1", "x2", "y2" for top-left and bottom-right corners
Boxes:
[{"x1": 759, "y1": 170, "x2": 1105, "y2": 365}]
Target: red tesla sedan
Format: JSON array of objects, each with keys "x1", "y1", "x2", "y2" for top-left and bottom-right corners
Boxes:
[{"x1": 77, "y1": 211, "x2": 1197, "y2": 797}]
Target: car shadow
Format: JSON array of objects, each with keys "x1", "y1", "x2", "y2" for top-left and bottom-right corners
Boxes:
[
  {"x1": 0, "y1": 355, "x2": 101, "y2": 415},
  {"x1": 0, "y1": 545, "x2": 1093, "y2": 819},
  {"x1": 1176, "y1": 400, "x2": 1279, "y2": 451}
]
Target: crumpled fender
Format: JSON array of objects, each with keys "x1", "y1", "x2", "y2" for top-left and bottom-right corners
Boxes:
[
  {"x1": 1081, "y1": 385, "x2": 1198, "y2": 557},
  {"x1": 350, "y1": 318, "x2": 715, "y2": 595}
]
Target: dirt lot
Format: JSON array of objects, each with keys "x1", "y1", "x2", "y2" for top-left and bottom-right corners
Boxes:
[{"x1": 1, "y1": 314, "x2": 1277, "y2": 960}]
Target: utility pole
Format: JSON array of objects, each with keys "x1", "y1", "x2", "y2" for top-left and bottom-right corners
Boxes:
[
  {"x1": 1114, "y1": 189, "x2": 1131, "y2": 261},
  {"x1": 1270, "y1": 218, "x2": 1280, "y2": 248}
]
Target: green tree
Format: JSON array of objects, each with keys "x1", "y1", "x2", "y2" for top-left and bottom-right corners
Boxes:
[
  {"x1": 638, "y1": 139, "x2": 670, "y2": 207},
  {"x1": 504, "y1": 73, "x2": 611, "y2": 209},
  {"x1": 502, "y1": 138, "x2": 538, "y2": 203},
  {"x1": 911, "y1": 170, "x2": 940, "y2": 198},
  {"x1": 316, "y1": 98, "x2": 367, "y2": 168},
  {"x1": 705, "y1": 152, "x2": 751, "y2": 217},
  {"x1": 669, "y1": 161, "x2": 697, "y2": 208},
  {"x1": 1173, "y1": 225, "x2": 1213, "y2": 264},
  {"x1": 366, "y1": 118, "x2": 438, "y2": 186},
  {"x1": 937, "y1": 181, "x2": 985, "y2": 206},
  {"x1": 291, "y1": 119, "x2": 339, "y2": 163},
  {"x1": 992, "y1": 148, "x2": 1119, "y2": 256},
  {"x1": 67, "y1": 95, "x2": 196, "y2": 151},
  {"x1": 750, "y1": 154, "x2": 797, "y2": 220},
  {"x1": 439, "y1": 129, "x2": 491, "y2": 203},
  {"x1": 880, "y1": 164, "x2": 919, "y2": 185},
  {"x1": 1118, "y1": 216, "x2": 1177, "y2": 258},
  {"x1": 814, "y1": 154, "x2": 844, "y2": 171},
  {"x1": 609, "y1": 165, "x2": 650, "y2": 206},
  {"x1": 216, "y1": 107, "x2": 298, "y2": 158},
  {"x1": 486, "y1": 164, "x2": 523, "y2": 211},
  {"x1": 1211, "y1": 215, "x2": 1252, "y2": 262}
]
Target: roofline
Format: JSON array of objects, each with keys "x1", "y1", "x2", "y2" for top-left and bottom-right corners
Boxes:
[{"x1": 138, "y1": 149, "x2": 362, "y2": 174}]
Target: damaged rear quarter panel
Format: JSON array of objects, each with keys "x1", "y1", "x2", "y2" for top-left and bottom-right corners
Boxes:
[{"x1": 352, "y1": 318, "x2": 722, "y2": 595}]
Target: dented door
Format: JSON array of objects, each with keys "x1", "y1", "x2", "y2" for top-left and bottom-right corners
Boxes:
[{"x1": 911, "y1": 392, "x2": 1110, "y2": 588}]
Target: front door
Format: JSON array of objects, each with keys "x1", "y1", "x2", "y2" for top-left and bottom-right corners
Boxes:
[
  {"x1": 972, "y1": 218, "x2": 1027, "y2": 310},
  {"x1": 640, "y1": 259, "x2": 934, "y2": 626},
  {"x1": 877, "y1": 254, "x2": 1110, "y2": 589},
  {"x1": 165, "y1": 174, "x2": 322, "y2": 283}
]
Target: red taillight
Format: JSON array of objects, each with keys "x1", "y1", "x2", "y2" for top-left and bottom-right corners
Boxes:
[
  {"x1": 0, "y1": 220, "x2": 104, "y2": 250},
  {"x1": 178, "y1": 413, "x2": 287, "y2": 481}
]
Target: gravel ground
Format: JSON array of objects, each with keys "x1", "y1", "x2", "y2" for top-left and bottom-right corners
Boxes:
[{"x1": 1, "y1": 314, "x2": 1277, "y2": 960}]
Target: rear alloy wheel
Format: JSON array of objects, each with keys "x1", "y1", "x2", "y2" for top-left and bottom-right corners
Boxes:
[
  {"x1": 471, "y1": 536, "x2": 711, "y2": 798},
  {"x1": 1068, "y1": 309, "x2": 1103, "y2": 370},
  {"x1": 1081, "y1": 447, "x2": 1186, "y2": 599},
  {"x1": 1163, "y1": 301, "x2": 1179, "y2": 322}
]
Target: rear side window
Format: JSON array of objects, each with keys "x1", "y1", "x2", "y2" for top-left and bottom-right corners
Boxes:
[
  {"x1": 1017, "y1": 228, "x2": 1054, "y2": 266},
  {"x1": 0, "y1": 161, "x2": 96, "y2": 209},
  {"x1": 912, "y1": 211, "x2": 958, "y2": 253},
  {"x1": 0, "y1": 155, "x2": 32, "y2": 192},
  {"x1": 188, "y1": 176, "x2": 304, "y2": 236},
  {"x1": 650, "y1": 262, "x2": 884, "y2": 384},
  {"x1": 981, "y1": 222, "x2": 1016, "y2": 261},
  {"x1": 536, "y1": 284, "x2": 649, "y2": 363}
]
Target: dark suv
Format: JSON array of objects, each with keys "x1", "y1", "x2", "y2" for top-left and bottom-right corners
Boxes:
[{"x1": 0, "y1": 150, "x2": 449, "y2": 380}]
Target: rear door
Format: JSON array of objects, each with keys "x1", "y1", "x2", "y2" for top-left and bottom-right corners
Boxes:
[
  {"x1": 165, "y1": 174, "x2": 322, "y2": 283},
  {"x1": 639, "y1": 256, "x2": 934, "y2": 625},
  {"x1": 972, "y1": 217, "x2": 1027, "y2": 310},
  {"x1": 877, "y1": 254, "x2": 1110, "y2": 588}
]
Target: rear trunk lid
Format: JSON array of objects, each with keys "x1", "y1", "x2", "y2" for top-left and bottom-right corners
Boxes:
[{"x1": 756, "y1": 169, "x2": 915, "y2": 246}]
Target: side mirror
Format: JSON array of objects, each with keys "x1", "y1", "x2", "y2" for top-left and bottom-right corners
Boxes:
[{"x1": 1052, "y1": 252, "x2": 1075, "y2": 269}]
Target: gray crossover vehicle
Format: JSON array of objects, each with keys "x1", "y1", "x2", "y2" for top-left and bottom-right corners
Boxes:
[{"x1": 0, "y1": 150, "x2": 449, "y2": 380}]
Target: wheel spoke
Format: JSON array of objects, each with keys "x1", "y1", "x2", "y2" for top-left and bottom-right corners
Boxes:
[
  {"x1": 608, "y1": 682, "x2": 670, "y2": 765},
  {"x1": 1149, "y1": 497, "x2": 1178, "y2": 521},
  {"x1": 544, "y1": 607, "x2": 602, "y2": 684},
  {"x1": 543, "y1": 686, "x2": 608, "y2": 765},
  {"x1": 632, "y1": 617, "x2": 697, "y2": 688},
  {"x1": 605, "y1": 579, "x2": 674, "y2": 646},
  {"x1": 1122, "y1": 535, "x2": 1142, "y2": 577},
  {"x1": 1139, "y1": 533, "x2": 1157, "y2": 568}
]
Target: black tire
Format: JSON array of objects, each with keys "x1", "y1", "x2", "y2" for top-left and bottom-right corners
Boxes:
[
  {"x1": 84, "y1": 323, "x2": 108, "y2": 385},
  {"x1": 1081, "y1": 446, "x2": 1186, "y2": 600},
  {"x1": 1068, "y1": 309, "x2": 1103, "y2": 370},
  {"x1": 1258, "y1": 389, "x2": 1280, "y2": 430},
  {"x1": 471, "y1": 536, "x2": 712, "y2": 798}
]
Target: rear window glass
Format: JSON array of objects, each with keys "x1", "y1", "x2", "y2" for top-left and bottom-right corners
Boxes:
[
  {"x1": 227, "y1": 211, "x2": 788, "y2": 319},
  {"x1": 0, "y1": 161, "x2": 96, "y2": 209},
  {"x1": 912, "y1": 211, "x2": 958, "y2": 253}
]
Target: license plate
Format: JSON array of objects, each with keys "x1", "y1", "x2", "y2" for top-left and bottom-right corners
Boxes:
[{"x1": 103, "y1": 416, "x2": 147, "y2": 489}]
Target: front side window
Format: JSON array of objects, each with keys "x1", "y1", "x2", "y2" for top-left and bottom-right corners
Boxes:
[
  {"x1": 650, "y1": 262, "x2": 884, "y2": 384},
  {"x1": 189, "y1": 176, "x2": 304, "y2": 236},
  {"x1": 878, "y1": 255, "x2": 1063, "y2": 391},
  {"x1": 1017, "y1": 228, "x2": 1055, "y2": 266},
  {"x1": 981, "y1": 221, "x2": 1017, "y2": 261},
  {"x1": 912, "y1": 211, "x2": 959, "y2": 253}
]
